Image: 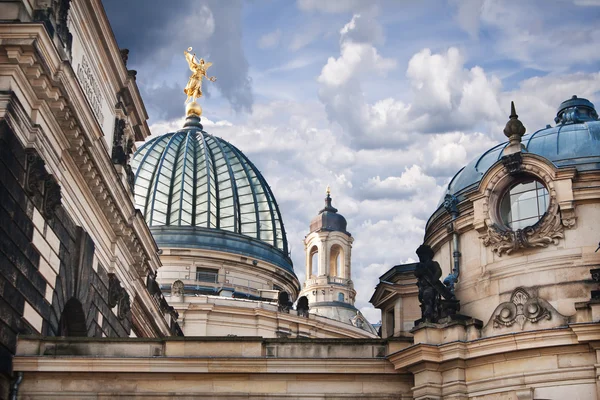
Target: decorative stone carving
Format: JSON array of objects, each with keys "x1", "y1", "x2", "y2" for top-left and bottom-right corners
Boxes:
[
  {"x1": 24, "y1": 149, "x2": 62, "y2": 218},
  {"x1": 55, "y1": 0, "x2": 72, "y2": 52},
  {"x1": 120, "y1": 49, "x2": 129, "y2": 66},
  {"x1": 42, "y1": 175, "x2": 62, "y2": 219},
  {"x1": 479, "y1": 158, "x2": 565, "y2": 256},
  {"x1": 590, "y1": 269, "x2": 600, "y2": 300},
  {"x1": 482, "y1": 213, "x2": 563, "y2": 256},
  {"x1": 111, "y1": 118, "x2": 136, "y2": 193},
  {"x1": 24, "y1": 149, "x2": 46, "y2": 195},
  {"x1": 171, "y1": 280, "x2": 184, "y2": 297},
  {"x1": 108, "y1": 273, "x2": 131, "y2": 320},
  {"x1": 501, "y1": 152, "x2": 523, "y2": 175},
  {"x1": 350, "y1": 311, "x2": 364, "y2": 329},
  {"x1": 108, "y1": 273, "x2": 122, "y2": 308},
  {"x1": 560, "y1": 208, "x2": 577, "y2": 229},
  {"x1": 483, "y1": 287, "x2": 569, "y2": 336},
  {"x1": 502, "y1": 101, "x2": 526, "y2": 155},
  {"x1": 117, "y1": 292, "x2": 131, "y2": 320},
  {"x1": 493, "y1": 288, "x2": 550, "y2": 329},
  {"x1": 442, "y1": 194, "x2": 459, "y2": 215},
  {"x1": 33, "y1": 0, "x2": 73, "y2": 55},
  {"x1": 414, "y1": 245, "x2": 459, "y2": 324},
  {"x1": 111, "y1": 118, "x2": 127, "y2": 165}
]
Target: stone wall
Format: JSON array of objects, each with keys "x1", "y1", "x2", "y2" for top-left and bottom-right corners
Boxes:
[{"x1": 0, "y1": 122, "x2": 132, "y2": 378}]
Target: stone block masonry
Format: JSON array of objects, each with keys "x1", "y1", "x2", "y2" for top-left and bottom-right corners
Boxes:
[{"x1": 0, "y1": 121, "x2": 133, "y2": 379}]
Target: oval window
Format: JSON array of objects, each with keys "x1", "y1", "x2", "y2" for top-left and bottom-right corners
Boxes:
[{"x1": 499, "y1": 179, "x2": 549, "y2": 230}]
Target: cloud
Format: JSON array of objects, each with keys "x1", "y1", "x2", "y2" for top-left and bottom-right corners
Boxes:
[
  {"x1": 450, "y1": 0, "x2": 484, "y2": 39},
  {"x1": 258, "y1": 29, "x2": 281, "y2": 49},
  {"x1": 122, "y1": 3, "x2": 600, "y2": 324},
  {"x1": 361, "y1": 165, "x2": 439, "y2": 200},
  {"x1": 103, "y1": 0, "x2": 253, "y2": 117},
  {"x1": 450, "y1": 1, "x2": 600, "y2": 71},
  {"x1": 265, "y1": 57, "x2": 317, "y2": 74},
  {"x1": 297, "y1": 0, "x2": 372, "y2": 13}
]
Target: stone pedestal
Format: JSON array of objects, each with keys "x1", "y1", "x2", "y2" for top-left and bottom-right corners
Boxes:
[{"x1": 411, "y1": 316, "x2": 482, "y2": 345}]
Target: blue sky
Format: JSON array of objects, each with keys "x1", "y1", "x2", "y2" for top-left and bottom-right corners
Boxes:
[{"x1": 104, "y1": 0, "x2": 600, "y2": 322}]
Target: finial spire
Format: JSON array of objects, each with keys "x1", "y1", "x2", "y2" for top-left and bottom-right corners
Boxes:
[
  {"x1": 326, "y1": 185, "x2": 331, "y2": 196},
  {"x1": 183, "y1": 47, "x2": 216, "y2": 117},
  {"x1": 502, "y1": 101, "x2": 526, "y2": 156}
]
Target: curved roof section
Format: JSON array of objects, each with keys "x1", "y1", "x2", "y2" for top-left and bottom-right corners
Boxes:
[
  {"x1": 440, "y1": 96, "x2": 600, "y2": 205},
  {"x1": 131, "y1": 116, "x2": 292, "y2": 271},
  {"x1": 309, "y1": 194, "x2": 349, "y2": 235}
]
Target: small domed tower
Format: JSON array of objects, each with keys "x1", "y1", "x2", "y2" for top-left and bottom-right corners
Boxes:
[{"x1": 299, "y1": 188, "x2": 375, "y2": 333}]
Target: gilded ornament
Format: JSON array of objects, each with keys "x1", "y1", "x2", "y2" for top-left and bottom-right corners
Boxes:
[{"x1": 183, "y1": 47, "x2": 216, "y2": 116}]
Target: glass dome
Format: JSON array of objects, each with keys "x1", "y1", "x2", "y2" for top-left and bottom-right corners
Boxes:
[{"x1": 130, "y1": 116, "x2": 288, "y2": 256}]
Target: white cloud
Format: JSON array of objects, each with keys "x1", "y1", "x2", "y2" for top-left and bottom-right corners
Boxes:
[
  {"x1": 450, "y1": 0, "x2": 484, "y2": 39},
  {"x1": 450, "y1": 1, "x2": 600, "y2": 70},
  {"x1": 131, "y1": 4, "x2": 600, "y2": 325},
  {"x1": 319, "y1": 42, "x2": 396, "y2": 87},
  {"x1": 362, "y1": 165, "x2": 439, "y2": 200},
  {"x1": 297, "y1": 0, "x2": 370, "y2": 13},
  {"x1": 258, "y1": 29, "x2": 281, "y2": 49}
]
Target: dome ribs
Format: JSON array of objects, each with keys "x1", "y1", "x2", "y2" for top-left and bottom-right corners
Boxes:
[
  {"x1": 130, "y1": 128, "x2": 290, "y2": 254},
  {"x1": 149, "y1": 133, "x2": 183, "y2": 226},
  {"x1": 165, "y1": 130, "x2": 189, "y2": 226},
  {"x1": 211, "y1": 136, "x2": 241, "y2": 234},
  {"x1": 135, "y1": 133, "x2": 174, "y2": 223},
  {"x1": 225, "y1": 142, "x2": 261, "y2": 241}
]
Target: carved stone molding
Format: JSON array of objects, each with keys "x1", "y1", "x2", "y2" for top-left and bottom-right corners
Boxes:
[
  {"x1": 5, "y1": 45, "x2": 149, "y2": 275},
  {"x1": 560, "y1": 208, "x2": 577, "y2": 229},
  {"x1": 24, "y1": 149, "x2": 46, "y2": 195},
  {"x1": 171, "y1": 280, "x2": 184, "y2": 297},
  {"x1": 108, "y1": 273, "x2": 131, "y2": 320},
  {"x1": 501, "y1": 152, "x2": 523, "y2": 175},
  {"x1": 482, "y1": 213, "x2": 563, "y2": 256},
  {"x1": 118, "y1": 292, "x2": 131, "y2": 321},
  {"x1": 111, "y1": 118, "x2": 127, "y2": 165},
  {"x1": 24, "y1": 149, "x2": 62, "y2": 219},
  {"x1": 42, "y1": 175, "x2": 62, "y2": 219},
  {"x1": 107, "y1": 273, "x2": 123, "y2": 308},
  {"x1": 483, "y1": 287, "x2": 569, "y2": 336},
  {"x1": 479, "y1": 157, "x2": 565, "y2": 256},
  {"x1": 33, "y1": 0, "x2": 73, "y2": 56},
  {"x1": 493, "y1": 288, "x2": 550, "y2": 329}
]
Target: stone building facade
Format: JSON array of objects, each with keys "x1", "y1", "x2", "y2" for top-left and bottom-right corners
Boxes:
[
  {"x1": 0, "y1": 0, "x2": 181, "y2": 396},
  {"x1": 2, "y1": 0, "x2": 600, "y2": 399}
]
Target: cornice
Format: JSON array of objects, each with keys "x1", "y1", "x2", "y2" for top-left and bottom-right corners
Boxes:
[
  {"x1": 387, "y1": 324, "x2": 590, "y2": 371},
  {"x1": 13, "y1": 356, "x2": 400, "y2": 375}
]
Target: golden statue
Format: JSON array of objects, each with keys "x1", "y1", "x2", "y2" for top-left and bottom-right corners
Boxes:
[{"x1": 184, "y1": 47, "x2": 216, "y2": 104}]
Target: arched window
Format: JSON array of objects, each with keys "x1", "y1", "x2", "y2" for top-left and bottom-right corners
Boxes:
[
  {"x1": 309, "y1": 246, "x2": 319, "y2": 278},
  {"x1": 329, "y1": 245, "x2": 343, "y2": 277},
  {"x1": 58, "y1": 298, "x2": 88, "y2": 337},
  {"x1": 338, "y1": 292, "x2": 344, "y2": 302}
]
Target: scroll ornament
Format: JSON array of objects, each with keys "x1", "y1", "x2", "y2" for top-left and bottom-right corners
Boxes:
[
  {"x1": 482, "y1": 205, "x2": 563, "y2": 256},
  {"x1": 493, "y1": 288, "x2": 550, "y2": 330}
]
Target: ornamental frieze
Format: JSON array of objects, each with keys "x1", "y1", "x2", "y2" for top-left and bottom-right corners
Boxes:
[
  {"x1": 483, "y1": 287, "x2": 569, "y2": 337},
  {"x1": 24, "y1": 149, "x2": 62, "y2": 219},
  {"x1": 478, "y1": 156, "x2": 568, "y2": 256},
  {"x1": 482, "y1": 212, "x2": 563, "y2": 257}
]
